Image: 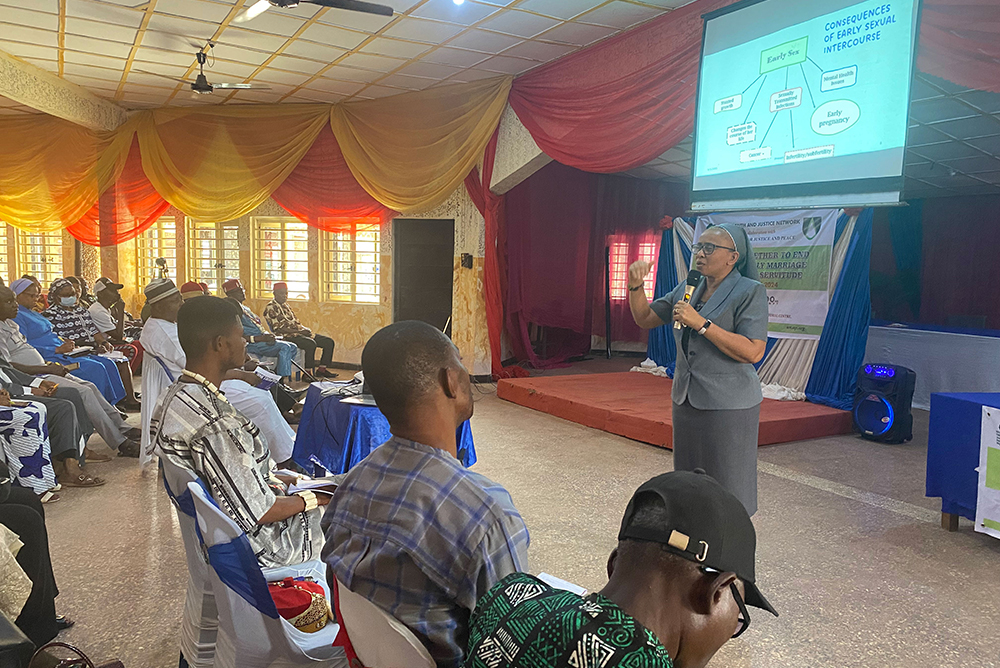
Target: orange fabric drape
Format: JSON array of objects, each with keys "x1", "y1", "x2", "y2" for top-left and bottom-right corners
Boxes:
[
  {"x1": 271, "y1": 125, "x2": 394, "y2": 230},
  {"x1": 67, "y1": 137, "x2": 170, "y2": 246}
]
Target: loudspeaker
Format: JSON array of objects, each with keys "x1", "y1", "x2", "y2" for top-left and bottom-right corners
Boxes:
[{"x1": 853, "y1": 364, "x2": 916, "y2": 443}]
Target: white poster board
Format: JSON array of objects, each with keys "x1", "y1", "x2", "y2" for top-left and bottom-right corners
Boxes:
[
  {"x1": 695, "y1": 209, "x2": 838, "y2": 339},
  {"x1": 976, "y1": 407, "x2": 1000, "y2": 540}
]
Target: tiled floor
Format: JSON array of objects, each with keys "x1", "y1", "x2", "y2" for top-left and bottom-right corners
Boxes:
[{"x1": 40, "y1": 362, "x2": 1000, "y2": 667}]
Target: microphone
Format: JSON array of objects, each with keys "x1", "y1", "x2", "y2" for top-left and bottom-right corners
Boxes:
[{"x1": 674, "y1": 269, "x2": 703, "y2": 330}]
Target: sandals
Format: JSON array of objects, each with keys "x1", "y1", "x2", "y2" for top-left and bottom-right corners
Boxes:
[
  {"x1": 59, "y1": 473, "x2": 106, "y2": 488},
  {"x1": 84, "y1": 448, "x2": 113, "y2": 463},
  {"x1": 40, "y1": 491, "x2": 60, "y2": 504},
  {"x1": 117, "y1": 439, "x2": 141, "y2": 458}
]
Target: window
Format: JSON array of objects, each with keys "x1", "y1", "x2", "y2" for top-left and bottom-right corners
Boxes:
[
  {"x1": 187, "y1": 220, "x2": 240, "y2": 295},
  {"x1": 609, "y1": 237, "x2": 659, "y2": 301},
  {"x1": 0, "y1": 224, "x2": 8, "y2": 282},
  {"x1": 321, "y1": 220, "x2": 381, "y2": 304},
  {"x1": 16, "y1": 229, "x2": 63, "y2": 286},
  {"x1": 252, "y1": 218, "x2": 309, "y2": 300},
  {"x1": 136, "y1": 217, "x2": 177, "y2": 288}
]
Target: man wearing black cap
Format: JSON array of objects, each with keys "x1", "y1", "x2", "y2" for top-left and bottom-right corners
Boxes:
[{"x1": 466, "y1": 470, "x2": 776, "y2": 668}]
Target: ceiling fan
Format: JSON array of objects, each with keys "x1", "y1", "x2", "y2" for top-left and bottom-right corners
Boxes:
[
  {"x1": 236, "y1": 0, "x2": 394, "y2": 23},
  {"x1": 136, "y1": 45, "x2": 271, "y2": 95}
]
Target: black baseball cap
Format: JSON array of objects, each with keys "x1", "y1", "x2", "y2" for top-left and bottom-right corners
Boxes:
[
  {"x1": 93, "y1": 277, "x2": 124, "y2": 293},
  {"x1": 618, "y1": 470, "x2": 777, "y2": 616}
]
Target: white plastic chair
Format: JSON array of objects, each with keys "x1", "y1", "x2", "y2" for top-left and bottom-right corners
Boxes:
[
  {"x1": 332, "y1": 577, "x2": 434, "y2": 668},
  {"x1": 186, "y1": 481, "x2": 348, "y2": 668},
  {"x1": 160, "y1": 458, "x2": 218, "y2": 668}
]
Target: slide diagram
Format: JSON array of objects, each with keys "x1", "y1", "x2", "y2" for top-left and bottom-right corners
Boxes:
[
  {"x1": 695, "y1": 0, "x2": 914, "y2": 179},
  {"x1": 718, "y1": 37, "x2": 860, "y2": 167}
]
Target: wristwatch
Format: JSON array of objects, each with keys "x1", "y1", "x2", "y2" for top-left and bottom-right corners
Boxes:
[
  {"x1": 628, "y1": 284, "x2": 644, "y2": 292},
  {"x1": 698, "y1": 320, "x2": 712, "y2": 335}
]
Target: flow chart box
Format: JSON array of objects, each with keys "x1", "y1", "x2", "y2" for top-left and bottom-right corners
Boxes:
[
  {"x1": 760, "y1": 37, "x2": 808, "y2": 75},
  {"x1": 727, "y1": 122, "x2": 757, "y2": 146},
  {"x1": 714, "y1": 94, "x2": 742, "y2": 113},
  {"x1": 769, "y1": 88, "x2": 802, "y2": 113},
  {"x1": 784, "y1": 145, "x2": 835, "y2": 164},
  {"x1": 821, "y1": 65, "x2": 858, "y2": 92},
  {"x1": 740, "y1": 147, "x2": 772, "y2": 163}
]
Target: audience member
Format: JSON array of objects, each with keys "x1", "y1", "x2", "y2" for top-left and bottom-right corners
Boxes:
[
  {"x1": 222, "y1": 279, "x2": 297, "y2": 381},
  {"x1": 0, "y1": 362, "x2": 98, "y2": 489},
  {"x1": 43, "y1": 279, "x2": 140, "y2": 410},
  {"x1": 152, "y1": 295, "x2": 325, "y2": 567},
  {"x1": 263, "y1": 282, "x2": 337, "y2": 378},
  {"x1": 65, "y1": 276, "x2": 95, "y2": 308},
  {"x1": 466, "y1": 470, "x2": 777, "y2": 668},
  {"x1": 11, "y1": 278, "x2": 127, "y2": 406},
  {"x1": 0, "y1": 286, "x2": 140, "y2": 458},
  {"x1": 140, "y1": 279, "x2": 296, "y2": 465},
  {"x1": 322, "y1": 321, "x2": 529, "y2": 667},
  {"x1": 0, "y1": 461, "x2": 72, "y2": 646},
  {"x1": 179, "y1": 281, "x2": 205, "y2": 301},
  {"x1": 89, "y1": 277, "x2": 143, "y2": 374}
]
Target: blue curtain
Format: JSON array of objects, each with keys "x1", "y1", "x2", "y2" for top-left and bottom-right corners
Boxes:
[
  {"x1": 887, "y1": 199, "x2": 924, "y2": 319},
  {"x1": 647, "y1": 227, "x2": 681, "y2": 368},
  {"x1": 805, "y1": 209, "x2": 874, "y2": 410}
]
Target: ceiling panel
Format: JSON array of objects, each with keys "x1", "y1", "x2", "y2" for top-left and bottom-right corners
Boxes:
[{"x1": 0, "y1": 0, "x2": 689, "y2": 110}]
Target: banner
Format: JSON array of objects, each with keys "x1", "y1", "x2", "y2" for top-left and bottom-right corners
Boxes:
[
  {"x1": 977, "y1": 406, "x2": 1000, "y2": 540},
  {"x1": 695, "y1": 209, "x2": 838, "y2": 339}
]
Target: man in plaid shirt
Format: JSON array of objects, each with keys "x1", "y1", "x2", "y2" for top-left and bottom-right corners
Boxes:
[
  {"x1": 262, "y1": 282, "x2": 336, "y2": 378},
  {"x1": 321, "y1": 321, "x2": 529, "y2": 667}
]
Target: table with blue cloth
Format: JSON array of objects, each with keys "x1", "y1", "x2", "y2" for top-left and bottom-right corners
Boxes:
[
  {"x1": 926, "y1": 392, "x2": 1000, "y2": 531},
  {"x1": 292, "y1": 383, "x2": 476, "y2": 475}
]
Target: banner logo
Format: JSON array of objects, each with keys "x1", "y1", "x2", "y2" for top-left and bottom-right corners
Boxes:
[{"x1": 802, "y1": 216, "x2": 822, "y2": 241}]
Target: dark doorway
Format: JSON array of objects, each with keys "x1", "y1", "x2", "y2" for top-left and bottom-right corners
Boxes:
[{"x1": 393, "y1": 219, "x2": 454, "y2": 336}]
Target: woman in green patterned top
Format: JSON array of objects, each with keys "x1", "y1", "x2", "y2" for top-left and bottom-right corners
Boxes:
[{"x1": 467, "y1": 470, "x2": 777, "y2": 668}]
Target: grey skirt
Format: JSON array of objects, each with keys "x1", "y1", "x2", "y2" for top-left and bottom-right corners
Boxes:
[{"x1": 672, "y1": 400, "x2": 760, "y2": 515}]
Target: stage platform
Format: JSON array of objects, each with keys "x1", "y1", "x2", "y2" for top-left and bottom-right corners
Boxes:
[{"x1": 497, "y1": 372, "x2": 854, "y2": 448}]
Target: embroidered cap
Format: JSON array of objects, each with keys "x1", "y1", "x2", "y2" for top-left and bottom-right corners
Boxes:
[
  {"x1": 222, "y1": 278, "x2": 243, "y2": 293},
  {"x1": 180, "y1": 281, "x2": 205, "y2": 300},
  {"x1": 273, "y1": 282, "x2": 288, "y2": 291},
  {"x1": 144, "y1": 278, "x2": 179, "y2": 304}
]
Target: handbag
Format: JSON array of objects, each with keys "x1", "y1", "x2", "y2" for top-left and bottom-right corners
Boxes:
[{"x1": 28, "y1": 642, "x2": 124, "y2": 668}]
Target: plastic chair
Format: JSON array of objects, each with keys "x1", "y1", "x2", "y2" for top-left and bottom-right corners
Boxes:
[
  {"x1": 331, "y1": 577, "x2": 434, "y2": 668},
  {"x1": 160, "y1": 458, "x2": 218, "y2": 668},
  {"x1": 257, "y1": 348, "x2": 307, "y2": 381},
  {"x1": 186, "y1": 481, "x2": 348, "y2": 668}
]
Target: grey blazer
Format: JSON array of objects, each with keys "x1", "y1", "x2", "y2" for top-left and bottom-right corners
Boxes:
[{"x1": 650, "y1": 270, "x2": 769, "y2": 410}]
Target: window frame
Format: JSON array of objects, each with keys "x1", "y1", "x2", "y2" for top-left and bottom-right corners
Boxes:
[
  {"x1": 186, "y1": 219, "x2": 241, "y2": 296},
  {"x1": 319, "y1": 219, "x2": 382, "y2": 305},
  {"x1": 13, "y1": 228, "x2": 64, "y2": 286},
  {"x1": 135, "y1": 217, "x2": 178, "y2": 291},
  {"x1": 609, "y1": 236, "x2": 659, "y2": 302},
  {"x1": 251, "y1": 217, "x2": 311, "y2": 301}
]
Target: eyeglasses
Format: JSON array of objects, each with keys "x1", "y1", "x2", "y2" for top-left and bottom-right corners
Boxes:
[
  {"x1": 691, "y1": 242, "x2": 737, "y2": 256},
  {"x1": 701, "y1": 567, "x2": 750, "y2": 638}
]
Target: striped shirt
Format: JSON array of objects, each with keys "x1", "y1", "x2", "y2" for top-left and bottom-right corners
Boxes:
[
  {"x1": 153, "y1": 380, "x2": 322, "y2": 568},
  {"x1": 321, "y1": 437, "x2": 529, "y2": 668}
]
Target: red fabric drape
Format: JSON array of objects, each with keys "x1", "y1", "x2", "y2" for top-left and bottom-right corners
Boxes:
[
  {"x1": 918, "y1": 0, "x2": 1000, "y2": 94},
  {"x1": 508, "y1": 0, "x2": 735, "y2": 173},
  {"x1": 463, "y1": 129, "x2": 509, "y2": 378},
  {"x1": 271, "y1": 125, "x2": 394, "y2": 230},
  {"x1": 509, "y1": 0, "x2": 1000, "y2": 174},
  {"x1": 591, "y1": 177, "x2": 688, "y2": 343},
  {"x1": 504, "y1": 162, "x2": 597, "y2": 368},
  {"x1": 66, "y1": 137, "x2": 169, "y2": 246}
]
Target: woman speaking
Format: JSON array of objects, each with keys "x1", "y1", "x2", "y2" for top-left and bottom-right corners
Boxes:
[{"x1": 628, "y1": 223, "x2": 768, "y2": 515}]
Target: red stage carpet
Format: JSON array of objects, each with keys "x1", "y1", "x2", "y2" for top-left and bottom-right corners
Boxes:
[{"x1": 497, "y1": 372, "x2": 854, "y2": 448}]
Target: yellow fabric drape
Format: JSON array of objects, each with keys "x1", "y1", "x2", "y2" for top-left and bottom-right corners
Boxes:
[
  {"x1": 136, "y1": 104, "x2": 330, "y2": 223},
  {"x1": 331, "y1": 76, "x2": 511, "y2": 214},
  {"x1": 0, "y1": 115, "x2": 133, "y2": 231}
]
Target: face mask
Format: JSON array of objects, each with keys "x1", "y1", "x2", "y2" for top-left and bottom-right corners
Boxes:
[{"x1": 60, "y1": 296, "x2": 77, "y2": 307}]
